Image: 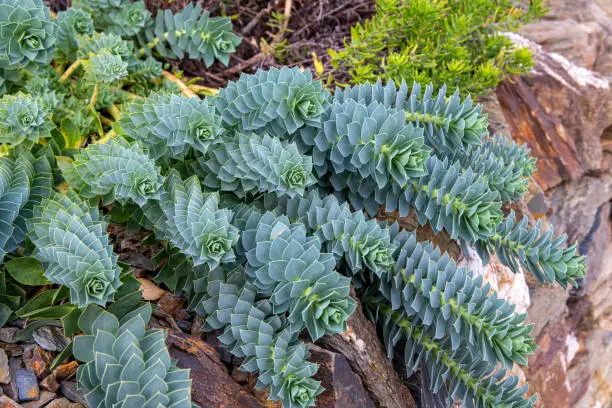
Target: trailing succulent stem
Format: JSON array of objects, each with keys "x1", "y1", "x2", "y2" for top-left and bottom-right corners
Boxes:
[
  {"x1": 475, "y1": 211, "x2": 586, "y2": 287},
  {"x1": 190, "y1": 266, "x2": 322, "y2": 408},
  {"x1": 74, "y1": 303, "x2": 194, "y2": 408},
  {"x1": 364, "y1": 301, "x2": 535, "y2": 408}
]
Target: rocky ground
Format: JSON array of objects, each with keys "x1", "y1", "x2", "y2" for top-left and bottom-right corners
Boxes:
[{"x1": 2, "y1": 1, "x2": 610, "y2": 407}]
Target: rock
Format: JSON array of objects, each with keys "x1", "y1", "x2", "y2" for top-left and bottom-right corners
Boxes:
[
  {"x1": 3, "y1": 357, "x2": 22, "y2": 400},
  {"x1": 0, "y1": 329, "x2": 18, "y2": 344},
  {"x1": 457, "y1": 245, "x2": 531, "y2": 314},
  {"x1": 0, "y1": 343, "x2": 23, "y2": 357},
  {"x1": 39, "y1": 375, "x2": 59, "y2": 393},
  {"x1": 53, "y1": 362, "x2": 77, "y2": 382},
  {"x1": 317, "y1": 293, "x2": 416, "y2": 408},
  {"x1": 58, "y1": 381, "x2": 88, "y2": 407},
  {"x1": 21, "y1": 391, "x2": 55, "y2": 408},
  {"x1": 16, "y1": 370, "x2": 39, "y2": 402},
  {"x1": 496, "y1": 33, "x2": 612, "y2": 191},
  {"x1": 0, "y1": 349, "x2": 10, "y2": 384},
  {"x1": 23, "y1": 347, "x2": 52, "y2": 378},
  {"x1": 166, "y1": 331, "x2": 265, "y2": 408},
  {"x1": 309, "y1": 345, "x2": 376, "y2": 408},
  {"x1": 136, "y1": 278, "x2": 167, "y2": 300},
  {"x1": 156, "y1": 293, "x2": 186, "y2": 318},
  {"x1": 525, "y1": 319, "x2": 572, "y2": 406},
  {"x1": 45, "y1": 398, "x2": 84, "y2": 408},
  {"x1": 32, "y1": 327, "x2": 70, "y2": 352},
  {"x1": 0, "y1": 395, "x2": 23, "y2": 408}
]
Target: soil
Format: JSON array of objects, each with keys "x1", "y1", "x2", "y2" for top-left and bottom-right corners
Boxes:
[{"x1": 46, "y1": 0, "x2": 375, "y2": 88}]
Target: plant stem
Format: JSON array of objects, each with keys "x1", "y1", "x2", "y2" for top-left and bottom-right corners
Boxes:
[
  {"x1": 88, "y1": 84, "x2": 104, "y2": 138},
  {"x1": 106, "y1": 105, "x2": 122, "y2": 121},
  {"x1": 59, "y1": 60, "x2": 83, "y2": 84},
  {"x1": 162, "y1": 71, "x2": 197, "y2": 98}
]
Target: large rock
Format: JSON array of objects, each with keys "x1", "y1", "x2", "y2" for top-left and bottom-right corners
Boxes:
[
  {"x1": 166, "y1": 331, "x2": 265, "y2": 408},
  {"x1": 496, "y1": 33, "x2": 611, "y2": 191},
  {"x1": 309, "y1": 345, "x2": 376, "y2": 408}
]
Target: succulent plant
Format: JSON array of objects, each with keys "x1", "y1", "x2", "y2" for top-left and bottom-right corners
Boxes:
[
  {"x1": 214, "y1": 67, "x2": 330, "y2": 136},
  {"x1": 74, "y1": 303, "x2": 194, "y2": 408},
  {"x1": 191, "y1": 265, "x2": 323, "y2": 408},
  {"x1": 27, "y1": 190, "x2": 122, "y2": 307},
  {"x1": 60, "y1": 137, "x2": 164, "y2": 206},
  {"x1": 0, "y1": 92, "x2": 54, "y2": 147},
  {"x1": 0, "y1": 0, "x2": 56, "y2": 70},
  {"x1": 140, "y1": 2, "x2": 240, "y2": 67},
  {"x1": 200, "y1": 132, "x2": 316, "y2": 198},
  {"x1": 56, "y1": 8, "x2": 94, "y2": 60},
  {"x1": 121, "y1": 92, "x2": 223, "y2": 159},
  {"x1": 156, "y1": 170, "x2": 239, "y2": 269}
]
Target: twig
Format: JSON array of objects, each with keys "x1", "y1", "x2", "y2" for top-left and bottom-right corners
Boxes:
[
  {"x1": 106, "y1": 105, "x2": 122, "y2": 121},
  {"x1": 188, "y1": 84, "x2": 218, "y2": 96},
  {"x1": 241, "y1": 7, "x2": 270, "y2": 36},
  {"x1": 162, "y1": 70, "x2": 197, "y2": 98},
  {"x1": 222, "y1": 52, "x2": 265, "y2": 76},
  {"x1": 59, "y1": 60, "x2": 82, "y2": 84}
]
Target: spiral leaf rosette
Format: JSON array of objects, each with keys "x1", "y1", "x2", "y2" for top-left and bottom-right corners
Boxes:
[
  {"x1": 191, "y1": 266, "x2": 323, "y2": 408},
  {"x1": 56, "y1": 8, "x2": 94, "y2": 60},
  {"x1": 121, "y1": 92, "x2": 223, "y2": 159},
  {"x1": 158, "y1": 170, "x2": 239, "y2": 269},
  {"x1": 0, "y1": 0, "x2": 56, "y2": 70},
  {"x1": 60, "y1": 137, "x2": 164, "y2": 206},
  {"x1": 299, "y1": 98, "x2": 429, "y2": 189},
  {"x1": 201, "y1": 132, "x2": 315, "y2": 198},
  {"x1": 27, "y1": 190, "x2": 122, "y2": 307},
  {"x1": 83, "y1": 50, "x2": 128, "y2": 83},
  {"x1": 141, "y1": 3, "x2": 240, "y2": 67},
  {"x1": 237, "y1": 210, "x2": 356, "y2": 340},
  {"x1": 0, "y1": 92, "x2": 54, "y2": 147},
  {"x1": 215, "y1": 67, "x2": 330, "y2": 136},
  {"x1": 74, "y1": 303, "x2": 194, "y2": 408}
]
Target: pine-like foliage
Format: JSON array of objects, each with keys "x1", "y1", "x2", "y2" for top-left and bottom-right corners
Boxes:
[
  {"x1": 191, "y1": 265, "x2": 323, "y2": 408},
  {"x1": 329, "y1": 0, "x2": 545, "y2": 96},
  {"x1": 74, "y1": 303, "x2": 194, "y2": 408},
  {"x1": 200, "y1": 132, "x2": 316, "y2": 198},
  {"x1": 139, "y1": 2, "x2": 240, "y2": 66},
  {"x1": 60, "y1": 137, "x2": 164, "y2": 206},
  {"x1": 121, "y1": 92, "x2": 223, "y2": 159},
  {"x1": 27, "y1": 190, "x2": 122, "y2": 307},
  {"x1": 477, "y1": 211, "x2": 586, "y2": 288},
  {"x1": 214, "y1": 67, "x2": 329, "y2": 135},
  {"x1": 298, "y1": 98, "x2": 429, "y2": 189},
  {"x1": 236, "y1": 210, "x2": 356, "y2": 340},
  {"x1": 156, "y1": 170, "x2": 239, "y2": 269},
  {"x1": 0, "y1": 0, "x2": 56, "y2": 70},
  {"x1": 0, "y1": 92, "x2": 54, "y2": 147}
]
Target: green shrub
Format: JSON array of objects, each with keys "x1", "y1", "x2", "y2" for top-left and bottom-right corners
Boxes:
[{"x1": 330, "y1": 0, "x2": 547, "y2": 96}]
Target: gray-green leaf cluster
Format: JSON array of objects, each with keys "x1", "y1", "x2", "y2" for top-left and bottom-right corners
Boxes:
[
  {"x1": 74, "y1": 303, "x2": 193, "y2": 408},
  {"x1": 121, "y1": 92, "x2": 222, "y2": 159},
  {"x1": 27, "y1": 190, "x2": 122, "y2": 307},
  {"x1": 140, "y1": 2, "x2": 240, "y2": 67},
  {"x1": 60, "y1": 137, "x2": 163, "y2": 206}
]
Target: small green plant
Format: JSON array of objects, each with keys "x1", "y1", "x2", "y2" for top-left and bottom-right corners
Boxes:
[{"x1": 330, "y1": 0, "x2": 547, "y2": 96}]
